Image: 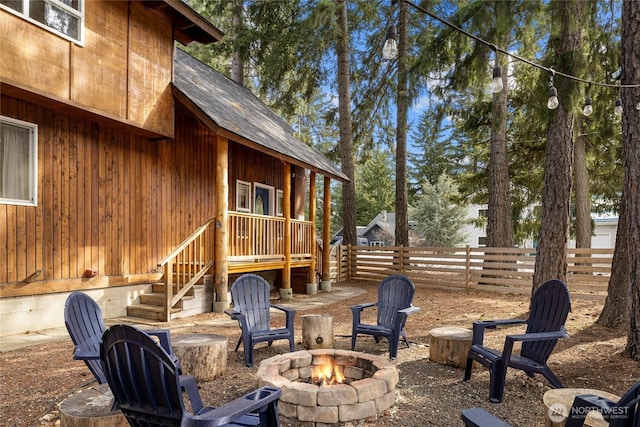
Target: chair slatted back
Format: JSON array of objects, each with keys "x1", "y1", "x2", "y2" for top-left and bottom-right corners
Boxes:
[
  {"x1": 231, "y1": 274, "x2": 272, "y2": 333},
  {"x1": 64, "y1": 292, "x2": 107, "y2": 384},
  {"x1": 376, "y1": 274, "x2": 416, "y2": 329},
  {"x1": 101, "y1": 324, "x2": 184, "y2": 427},
  {"x1": 611, "y1": 381, "x2": 640, "y2": 427},
  {"x1": 522, "y1": 280, "x2": 571, "y2": 363}
]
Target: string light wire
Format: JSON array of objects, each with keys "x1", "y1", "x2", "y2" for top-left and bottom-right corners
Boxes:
[{"x1": 398, "y1": 0, "x2": 640, "y2": 89}]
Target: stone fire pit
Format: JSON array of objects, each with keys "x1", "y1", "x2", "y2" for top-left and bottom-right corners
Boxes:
[{"x1": 256, "y1": 349, "x2": 398, "y2": 426}]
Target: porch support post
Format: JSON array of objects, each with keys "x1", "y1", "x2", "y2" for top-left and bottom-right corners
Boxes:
[
  {"x1": 281, "y1": 163, "x2": 293, "y2": 300},
  {"x1": 321, "y1": 176, "x2": 332, "y2": 291},
  {"x1": 213, "y1": 135, "x2": 230, "y2": 312},
  {"x1": 307, "y1": 171, "x2": 317, "y2": 294}
]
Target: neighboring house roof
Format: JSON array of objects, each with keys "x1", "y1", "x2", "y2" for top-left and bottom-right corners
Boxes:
[
  {"x1": 362, "y1": 212, "x2": 395, "y2": 237},
  {"x1": 172, "y1": 49, "x2": 348, "y2": 182}
]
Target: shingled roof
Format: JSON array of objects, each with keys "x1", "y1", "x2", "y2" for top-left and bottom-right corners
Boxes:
[{"x1": 173, "y1": 49, "x2": 348, "y2": 182}]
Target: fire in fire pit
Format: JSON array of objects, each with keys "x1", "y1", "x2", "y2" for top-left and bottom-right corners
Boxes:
[
  {"x1": 311, "y1": 355, "x2": 345, "y2": 386},
  {"x1": 256, "y1": 349, "x2": 398, "y2": 426}
]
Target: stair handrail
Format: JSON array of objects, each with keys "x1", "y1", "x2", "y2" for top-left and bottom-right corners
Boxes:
[{"x1": 158, "y1": 217, "x2": 215, "y2": 321}]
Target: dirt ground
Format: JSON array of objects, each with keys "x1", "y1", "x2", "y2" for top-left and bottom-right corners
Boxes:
[{"x1": 1, "y1": 280, "x2": 638, "y2": 427}]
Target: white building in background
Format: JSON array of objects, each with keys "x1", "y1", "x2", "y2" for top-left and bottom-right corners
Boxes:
[{"x1": 463, "y1": 204, "x2": 618, "y2": 249}]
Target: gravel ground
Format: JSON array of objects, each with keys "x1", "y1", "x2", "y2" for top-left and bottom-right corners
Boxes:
[{"x1": 1, "y1": 281, "x2": 638, "y2": 427}]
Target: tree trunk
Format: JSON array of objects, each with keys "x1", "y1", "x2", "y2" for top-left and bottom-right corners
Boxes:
[
  {"x1": 620, "y1": 0, "x2": 640, "y2": 360},
  {"x1": 533, "y1": 0, "x2": 582, "y2": 291},
  {"x1": 486, "y1": 6, "x2": 514, "y2": 249},
  {"x1": 231, "y1": 0, "x2": 244, "y2": 85},
  {"x1": 573, "y1": 118, "x2": 591, "y2": 251},
  {"x1": 597, "y1": 197, "x2": 629, "y2": 328},
  {"x1": 335, "y1": 0, "x2": 356, "y2": 246},
  {"x1": 395, "y1": 0, "x2": 409, "y2": 246}
]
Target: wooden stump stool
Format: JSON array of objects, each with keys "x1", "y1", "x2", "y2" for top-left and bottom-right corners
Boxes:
[
  {"x1": 429, "y1": 326, "x2": 476, "y2": 368},
  {"x1": 301, "y1": 314, "x2": 334, "y2": 349},
  {"x1": 172, "y1": 334, "x2": 228, "y2": 382},
  {"x1": 543, "y1": 388, "x2": 620, "y2": 427},
  {"x1": 59, "y1": 384, "x2": 128, "y2": 427}
]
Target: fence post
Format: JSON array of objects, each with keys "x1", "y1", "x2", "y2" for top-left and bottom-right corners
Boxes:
[{"x1": 465, "y1": 245, "x2": 471, "y2": 289}]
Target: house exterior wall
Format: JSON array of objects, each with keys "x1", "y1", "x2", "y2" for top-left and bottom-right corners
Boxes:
[
  {"x1": 0, "y1": 1, "x2": 175, "y2": 137},
  {"x1": 0, "y1": 97, "x2": 218, "y2": 295}
]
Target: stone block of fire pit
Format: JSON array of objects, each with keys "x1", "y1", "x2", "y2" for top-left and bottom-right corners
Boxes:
[{"x1": 256, "y1": 349, "x2": 398, "y2": 426}]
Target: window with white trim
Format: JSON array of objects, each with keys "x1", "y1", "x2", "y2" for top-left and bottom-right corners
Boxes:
[
  {"x1": 236, "y1": 180, "x2": 251, "y2": 212},
  {"x1": 276, "y1": 189, "x2": 283, "y2": 217},
  {"x1": 0, "y1": 0, "x2": 84, "y2": 43},
  {"x1": 0, "y1": 116, "x2": 38, "y2": 206}
]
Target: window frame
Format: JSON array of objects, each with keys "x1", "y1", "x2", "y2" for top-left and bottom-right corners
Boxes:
[
  {"x1": 236, "y1": 180, "x2": 252, "y2": 213},
  {"x1": 276, "y1": 189, "x2": 283, "y2": 217},
  {"x1": 253, "y1": 182, "x2": 274, "y2": 216},
  {"x1": 0, "y1": 0, "x2": 85, "y2": 45},
  {"x1": 0, "y1": 115, "x2": 38, "y2": 207}
]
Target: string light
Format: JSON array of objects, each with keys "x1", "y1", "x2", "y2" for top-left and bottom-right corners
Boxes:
[
  {"x1": 547, "y1": 73, "x2": 559, "y2": 110},
  {"x1": 391, "y1": 0, "x2": 640, "y2": 112},
  {"x1": 614, "y1": 98, "x2": 623, "y2": 116},
  {"x1": 583, "y1": 96, "x2": 593, "y2": 116},
  {"x1": 492, "y1": 65, "x2": 503, "y2": 94},
  {"x1": 383, "y1": 25, "x2": 398, "y2": 60}
]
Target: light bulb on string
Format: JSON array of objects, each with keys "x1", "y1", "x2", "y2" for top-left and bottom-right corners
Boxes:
[
  {"x1": 491, "y1": 66, "x2": 503, "y2": 93},
  {"x1": 583, "y1": 97, "x2": 593, "y2": 116},
  {"x1": 547, "y1": 86, "x2": 559, "y2": 110},
  {"x1": 382, "y1": 25, "x2": 398, "y2": 60},
  {"x1": 614, "y1": 98, "x2": 623, "y2": 116}
]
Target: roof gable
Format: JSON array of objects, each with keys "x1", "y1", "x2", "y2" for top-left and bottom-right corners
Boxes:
[{"x1": 173, "y1": 49, "x2": 347, "y2": 182}]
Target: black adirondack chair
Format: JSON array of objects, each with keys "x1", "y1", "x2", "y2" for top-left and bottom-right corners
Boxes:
[
  {"x1": 64, "y1": 291, "x2": 110, "y2": 384},
  {"x1": 225, "y1": 274, "x2": 296, "y2": 367},
  {"x1": 463, "y1": 279, "x2": 572, "y2": 403},
  {"x1": 350, "y1": 274, "x2": 420, "y2": 359},
  {"x1": 64, "y1": 291, "x2": 200, "y2": 406},
  {"x1": 100, "y1": 324, "x2": 282, "y2": 427},
  {"x1": 566, "y1": 381, "x2": 640, "y2": 427},
  {"x1": 462, "y1": 381, "x2": 640, "y2": 427}
]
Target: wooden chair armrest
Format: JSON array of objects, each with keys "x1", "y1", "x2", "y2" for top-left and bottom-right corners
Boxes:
[
  {"x1": 187, "y1": 386, "x2": 281, "y2": 427},
  {"x1": 461, "y1": 408, "x2": 512, "y2": 427},
  {"x1": 351, "y1": 302, "x2": 376, "y2": 311},
  {"x1": 399, "y1": 306, "x2": 420, "y2": 315}
]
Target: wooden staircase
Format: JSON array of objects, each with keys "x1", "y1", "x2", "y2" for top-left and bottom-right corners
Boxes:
[
  {"x1": 126, "y1": 218, "x2": 215, "y2": 322},
  {"x1": 126, "y1": 279, "x2": 213, "y2": 321}
]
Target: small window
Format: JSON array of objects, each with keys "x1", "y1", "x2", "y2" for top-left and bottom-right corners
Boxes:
[
  {"x1": 236, "y1": 180, "x2": 251, "y2": 212},
  {"x1": 478, "y1": 208, "x2": 488, "y2": 218},
  {"x1": 0, "y1": 0, "x2": 84, "y2": 43},
  {"x1": 478, "y1": 236, "x2": 487, "y2": 247},
  {"x1": 0, "y1": 116, "x2": 38, "y2": 206},
  {"x1": 276, "y1": 190, "x2": 283, "y2": 217}
]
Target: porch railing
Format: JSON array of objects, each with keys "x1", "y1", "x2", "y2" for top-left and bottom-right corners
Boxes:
[{"x1": 228, "y1": 211, "x2": 313, "y2": 262}]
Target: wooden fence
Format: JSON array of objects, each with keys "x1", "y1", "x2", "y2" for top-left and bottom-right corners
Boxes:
[{"x1": 325, "y1": 245, "x2": 613, "y2": 294}]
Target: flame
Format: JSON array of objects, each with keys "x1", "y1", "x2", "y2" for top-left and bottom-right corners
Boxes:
[{"x1": 311, "y1": 356, "x2": 344, "y2": 385}]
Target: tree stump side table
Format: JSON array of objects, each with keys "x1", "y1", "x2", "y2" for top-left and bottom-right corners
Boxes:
[
  {"x1": 171, "y1": 334, "x2": 228, "y2": 382},
  {"x1": 59, "y1": 383, "x2": 128, "y2": 427},
  {"x1": 543, "y1": 388, "x2": 620, "y2": 427},
  {"x1": 429, "y1": 326, "x2": 477, "y2": 369},
  {"x1": 301, "y1": 314, "x2": 334, "y2": 349}
]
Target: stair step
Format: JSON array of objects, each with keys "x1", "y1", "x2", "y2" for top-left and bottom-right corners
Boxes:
[
  {"x1": 126, "y1": 304, "x2": 181, "y2": 321},
  {"x1": 139, "y1": 293, "x2": 187, "y2": 308}
]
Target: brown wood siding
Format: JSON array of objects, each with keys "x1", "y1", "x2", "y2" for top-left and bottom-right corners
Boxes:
[
  {"x1": 0, "y1": 1, "x2": 174, "y2": 137},
  {"x1": 0, "y1": 97, "x2": 217, "y2": 296},
  {"x1": 228, "y1": 143, "x2": 283, "y2": 211},
  {"x1": 71, "y1": 1, "x2": 128, "y2": 118}
]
